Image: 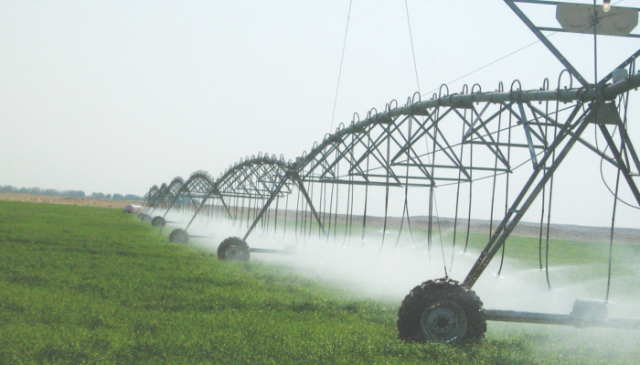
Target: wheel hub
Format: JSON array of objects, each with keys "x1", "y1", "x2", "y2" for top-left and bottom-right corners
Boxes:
[
  {"x1": 226, "y1": 246, "x2": 241, "y2": 260},
  {"x1": 420, "y1": 301, "x2": 468, "y2": 343}
]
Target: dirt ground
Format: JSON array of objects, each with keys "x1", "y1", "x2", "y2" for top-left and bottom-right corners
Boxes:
[{"x1": 0, "y1": 192, "x2": 139, "y2": 210}]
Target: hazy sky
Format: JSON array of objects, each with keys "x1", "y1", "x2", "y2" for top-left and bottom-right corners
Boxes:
[{"x1": 2, "y1": 1, "x2": 640, "y2": 227}]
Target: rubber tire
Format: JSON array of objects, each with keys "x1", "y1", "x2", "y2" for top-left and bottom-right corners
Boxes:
[
  {"x1": 140, "y1": 214, "x2": 152, "y2": 224},
  {"x1": 397, "y1": 277, "x2": 486, "y2": 343},
  {"x1": 169, "y1": 228, "x2": 189, "y2": 244},
  {"x1": 151, "y1": 216, "x2": 166, "y2": 227},
  {"x1": 217, "y1": 237, "x2": 250, "y2": 261}
]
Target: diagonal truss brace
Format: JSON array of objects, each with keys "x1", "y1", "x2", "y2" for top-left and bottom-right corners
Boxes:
[
  {"x1": 464, "y1": 101, "x2": 640, "y2": 288},
  {"x1": 242, "y1": 172, "x2": 326, "y2": 241},
  {"x1": 464, "y1": 103, "x2": 588, "y2": 288},
  {"x1": 505, "y1": 0, "x2": 589, "y2": 86}
]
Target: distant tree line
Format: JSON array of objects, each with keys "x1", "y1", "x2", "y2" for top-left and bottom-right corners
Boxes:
[
  {"x1": 0, "y1": 185, "x2": 86, "y2": 198},
  {"x1": 0, "y1": 185, "x2": 142, "y2": 201},
  {"x1": 89, "y1": 192, "x2": 142, "y2": 201}
]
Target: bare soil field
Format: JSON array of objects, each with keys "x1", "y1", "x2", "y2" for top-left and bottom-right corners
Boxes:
[{"x1": 0, "y1": 192, "x2": 138, "y2": 210}]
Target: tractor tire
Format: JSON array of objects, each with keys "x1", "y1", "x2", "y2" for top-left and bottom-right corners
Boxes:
[
  {"x1": 151, "y1": 216, "x2": 166, "y2": 227},
  {"x1": 397, "y1": 277, "x2": 486, "y2": 343},
  {"x1": 140, "y1": 214, "x2": 152, "y2": 224},
  {"x1": 217, "y1": 237, "x2": 250, "y2": 261},
  {"x1": 169, "y1": 229, "x2": 189, "y2": 244}
]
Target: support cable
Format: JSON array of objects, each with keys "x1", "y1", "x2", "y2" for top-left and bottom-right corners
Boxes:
[
  {"x1": 422, "y1": 38, "x2": 548, "y2": 98},
  {"x1": 594, "y1": 0, "x2": 599, "y2": 102},
  {"x1": 420, "y1": 0, "x2": 628, "y2": 97},
  {"x1": 329, "y1": 0, "x2": 353, "y2": 133},
  {"x1": 404, "y1": 0, "x2": 421, "y2": 93}
]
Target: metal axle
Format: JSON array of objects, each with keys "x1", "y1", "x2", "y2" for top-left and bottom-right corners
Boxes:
[{"x1": 486, "y1": 310, "x2": 640, "y2": 330}]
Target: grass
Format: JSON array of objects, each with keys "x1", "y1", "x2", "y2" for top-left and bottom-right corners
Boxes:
[{"x1": 1, "y1": 201, "x2": 639, "y2": 364}]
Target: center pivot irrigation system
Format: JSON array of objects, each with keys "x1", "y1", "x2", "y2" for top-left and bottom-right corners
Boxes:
[{"x1": 138, "y1": 1, "x2": 640, "y2": 343}]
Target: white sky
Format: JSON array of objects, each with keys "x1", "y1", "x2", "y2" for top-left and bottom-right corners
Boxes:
[{"x1": 2, "y1": 0, "x2": 640, "y2": 227}]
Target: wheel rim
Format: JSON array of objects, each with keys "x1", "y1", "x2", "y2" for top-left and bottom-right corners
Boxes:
[{"x1": 420, "y1": 300, "x2": 468, "y2": 343}]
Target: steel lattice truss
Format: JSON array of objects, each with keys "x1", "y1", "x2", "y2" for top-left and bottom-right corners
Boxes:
[
  {"x1": 143, "y1": 1, "x2": 640, "y2": 294},
  {"x1": 147, "y1": 70, "x2": 640, "y2": 277},
  {"x1": 216, "y1": 155, "x2": 294, "y2": 200}
]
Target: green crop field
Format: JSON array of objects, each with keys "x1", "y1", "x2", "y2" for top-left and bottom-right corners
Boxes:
[{"x1": 1, "y1": 200, "x2": 639, "y2": 364}]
